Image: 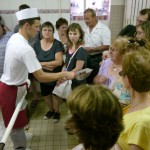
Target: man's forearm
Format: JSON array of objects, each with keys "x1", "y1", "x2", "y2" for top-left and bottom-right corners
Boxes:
[
  {"x1": 33, "y1": 69, "x2": 75, "y2": 83},
  {"x1": 93, "y1": 45, "x2": 109, "y2": 52},
  {"x1": 85, "y1": 45, "x2": 110, "y2": 53}
]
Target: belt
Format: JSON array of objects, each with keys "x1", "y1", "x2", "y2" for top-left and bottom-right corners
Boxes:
[
  {"x1": 0, "y1": 81, "x2": 29, "y2": 92},
  {"x1": 18, "y1": 82, "x2": 29, "y2": 92}
]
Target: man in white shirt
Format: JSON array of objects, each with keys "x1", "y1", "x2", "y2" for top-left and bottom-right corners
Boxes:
[
  {"x1": 0, "y1": 8, "x2": 74, "y2": 150},
  {"x1": 84, "y1": 8, "x2": 111, "y2": 84}
]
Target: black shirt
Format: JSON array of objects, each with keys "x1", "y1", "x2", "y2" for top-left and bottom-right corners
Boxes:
[
  {"x1": 65, "y1": 47, "x2": 87, "y2": 89},
  {"x1": 118, "y1": 25, "x2": 136, "y2": 37}
]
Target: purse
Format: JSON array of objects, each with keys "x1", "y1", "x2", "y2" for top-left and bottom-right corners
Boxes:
[
  {"x1": 52, "y1": 80, "x2": 72, "y2": 99},
  {"x1": 52, "y1": 47, "x2": 80, "y2": 99}
]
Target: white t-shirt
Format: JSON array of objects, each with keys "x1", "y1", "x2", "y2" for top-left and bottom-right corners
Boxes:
[
  {"x1": 54, "y1": 30, "x2": 60, "y2": 41},
  {"x1": 84, "y1": 21, "x2": 111, "y2": 55},
  {"x1": 1, "y1": 33, "x2": 41, "y2": 85},
  {"x1": 72, "y1": 144, "x2": 84, "y2": 150}
]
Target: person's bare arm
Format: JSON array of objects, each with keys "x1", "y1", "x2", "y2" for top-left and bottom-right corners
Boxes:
[
  {"x1": 33, "y1": 68, "x2": 75, "y2": 83},
  {"x1": 85, "y1": 45, "x2": 109, "y2": 53},
  {"x1": 56, "y1": 60, "x2": 84, "y2": 85},
  {"x1": 94, "y1": 75, "x2": 108, "y2": 85},
  {"x1": 71, "y1": 60, "x2": 85, "y2": 73},
  {"x1": 93, "y1": 75, "x2": 101, "y2": 84},
  {"x1": 40, "y1": 52, "x2": 63, "y2": 71}
]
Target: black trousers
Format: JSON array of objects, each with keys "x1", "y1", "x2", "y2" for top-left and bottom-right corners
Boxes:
[{"x1": 86, "y1": 53, "x2": 102, "y2": 84}]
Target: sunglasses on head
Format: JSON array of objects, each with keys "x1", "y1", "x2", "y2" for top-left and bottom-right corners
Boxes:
[{"x1": 127, "y1": 39, "x2": 145, "y2": 46}]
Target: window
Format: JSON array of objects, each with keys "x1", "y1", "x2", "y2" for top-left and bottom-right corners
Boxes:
[{"x1": 70, "y1": 0, "x2": 110, "y2": 21}]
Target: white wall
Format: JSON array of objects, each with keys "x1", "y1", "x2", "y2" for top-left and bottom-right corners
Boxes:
[
  {"x1": 0, "y1": 0, "x2": 125, "y2": 39},
  {"x1": 111, "y1": 0, "x2": 124, "y2": 5},
  {"x1": 124, "y1": 0, "x2": 150, "y2": 26},
  {"x1": 0, "y1": 0, "x2": 70, "y2": 31}
]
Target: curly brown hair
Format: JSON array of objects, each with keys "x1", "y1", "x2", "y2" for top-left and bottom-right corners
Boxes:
[
  {"x1": 122, "y1": 50, "x2": 150, "y2": 92},
  {"x1": 66, "y1": 84, "x2": 124, "y2": 150}
]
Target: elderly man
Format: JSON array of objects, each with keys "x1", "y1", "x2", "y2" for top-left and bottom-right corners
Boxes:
[
  {"x1": 0, "y1": 8, "x2": 74, "y2": 150},
  {"x1": 83, "y1": 8, "x2": 111, "y2": 84},
  {"x1": 118, "y1": 8, "x2": 150, "y2": 37}
]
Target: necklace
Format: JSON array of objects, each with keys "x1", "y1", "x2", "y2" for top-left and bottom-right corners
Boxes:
[
  {"x1": 113, "y1": 68, "x2": 120, "y2": 71},
  {"x1": 111, "y1": 63, "x2": 121, "y2": 71}
]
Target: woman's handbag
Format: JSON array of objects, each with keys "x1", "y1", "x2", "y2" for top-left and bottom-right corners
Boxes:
[
  {"x1": 52, "y1": 80, "x2": 72, "y2": 99},
  {"x1": 52, "y1": 47, "x2": 81, "y2": 99}
]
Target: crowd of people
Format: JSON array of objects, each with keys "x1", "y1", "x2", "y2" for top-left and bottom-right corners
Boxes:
[{"x1": 0, "y1": 4, "x2": 150, "y2": 150}]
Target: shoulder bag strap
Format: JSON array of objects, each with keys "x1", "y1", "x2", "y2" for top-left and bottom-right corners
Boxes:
[{"x1": 66, "y1": 46, "x2": 83, "y2": 70}]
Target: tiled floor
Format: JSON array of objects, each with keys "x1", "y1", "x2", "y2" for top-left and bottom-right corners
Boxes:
[{"x1": 0, "y1": 95, "x2": 78, "y2": 150}]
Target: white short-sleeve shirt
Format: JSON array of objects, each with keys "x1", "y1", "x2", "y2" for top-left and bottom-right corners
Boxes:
[
  {"x1": 84, "y1": 21, "x2": 111, "y2": 55},
  {"x1": 1, "y1": 33, "x2": 41, "y2": 85}
]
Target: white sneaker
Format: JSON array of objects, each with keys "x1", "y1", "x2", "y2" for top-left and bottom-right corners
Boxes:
[{"x1": 25, "y1": 132, "x2": 33, "y2": 140}]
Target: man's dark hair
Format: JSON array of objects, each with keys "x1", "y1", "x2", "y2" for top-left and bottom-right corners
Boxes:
[
  {"x1": 19, "y1": 17, "x2": 40, "y2": 27},
  {"x1": 55, "y1": 18, "x2": 68, "y2": 29},
  {"x1": 140, "y1": 8, "x2": 150, "y2": 21},
  {"x1": 19, "y1": 4, "x2": 30, "y2": 11}
]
